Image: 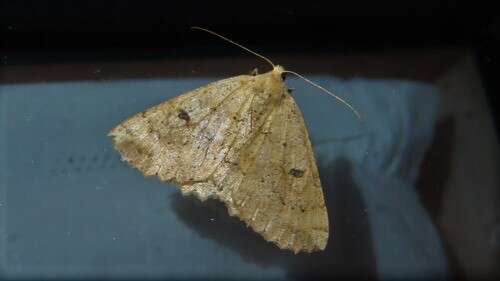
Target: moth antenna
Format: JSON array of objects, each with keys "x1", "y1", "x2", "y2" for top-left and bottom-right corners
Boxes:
[
  {"x1": 283, "y1": 70, "x2": 362, "y2": 121},
  {"x1": 191, "y1": 26, "x2": 275, "y2": 69}
]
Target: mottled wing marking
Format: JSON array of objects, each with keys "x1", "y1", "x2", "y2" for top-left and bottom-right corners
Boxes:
[
  {"x1": 180, "y1": 88, "x2": 328, "y2": 253},
  {"x1": 109, "y1": 75, "x2": 252, "y2": 181},
  {"x1": 222, "y1": 92, "x2": 329, "y2": 253}
]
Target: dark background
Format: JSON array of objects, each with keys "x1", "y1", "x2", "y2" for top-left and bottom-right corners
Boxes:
[{"x1": 0, "y1": 1, "x2": 498, "y2": 57}]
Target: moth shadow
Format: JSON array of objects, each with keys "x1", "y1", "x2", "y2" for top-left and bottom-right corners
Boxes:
[
  {"x1": 170, "y1": 157, "x2": 377, "y2": 279},
  {"x1": 284, "y1": 157, "x2": 378, "y2": 280},
  {"x1": 169, "y1": 191, "x2": 294, "y2": 268}
]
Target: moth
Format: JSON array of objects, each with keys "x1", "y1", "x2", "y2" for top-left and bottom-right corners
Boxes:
[{"x1": 108, "y1": 27, "x2": 360, "y2": 253}]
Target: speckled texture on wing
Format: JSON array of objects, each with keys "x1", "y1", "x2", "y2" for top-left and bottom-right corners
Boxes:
[{"x1": 108, "y1": 69, "x2": 329, "y2": 253}]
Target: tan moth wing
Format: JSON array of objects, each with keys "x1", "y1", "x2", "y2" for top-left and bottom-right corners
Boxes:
[{"x1": 108, "y1": 69, "x2": 329, "y2": 253}]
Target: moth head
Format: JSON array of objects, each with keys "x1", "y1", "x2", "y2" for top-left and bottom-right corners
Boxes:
[{"x1": 272, "y1": 65, "x2": 286, "y2": 81}]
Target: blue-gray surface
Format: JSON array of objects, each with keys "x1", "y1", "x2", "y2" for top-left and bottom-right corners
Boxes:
[{"x1": 0, "y1": 75, "x2": 449, "y2": 280}]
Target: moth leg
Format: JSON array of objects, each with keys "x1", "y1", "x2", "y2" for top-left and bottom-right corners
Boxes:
[{"x1": 249, "y1": 68, "x2": 259, "y2": 76}]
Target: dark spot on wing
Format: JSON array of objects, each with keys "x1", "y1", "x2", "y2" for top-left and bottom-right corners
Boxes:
[
  {"x1": 289, "y1": 168, "x2": 304, "y2": 178},
  {"x1": 178, "y1": 109, "x2": 190, "y2": 122}
]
